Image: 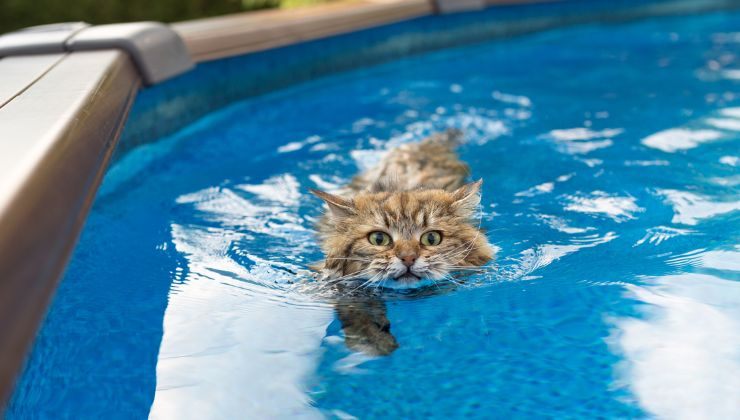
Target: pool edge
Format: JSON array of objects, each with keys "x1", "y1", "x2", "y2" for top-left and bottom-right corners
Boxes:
[{"x1": 0, "y1": 51, "x2": 140, "y2": 407}]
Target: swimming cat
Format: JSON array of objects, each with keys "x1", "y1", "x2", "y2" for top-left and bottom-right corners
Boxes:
[
  {"x1": 311, "y1": 129, "x2": 494, "y2": 287},
  {"x1": 310, "y1": 129, "x2": 494, "y2": 355}
]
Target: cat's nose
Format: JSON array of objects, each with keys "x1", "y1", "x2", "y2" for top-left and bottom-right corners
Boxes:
[{"x1": 400, "y1": 254, "x2": 417, "y2": 267}]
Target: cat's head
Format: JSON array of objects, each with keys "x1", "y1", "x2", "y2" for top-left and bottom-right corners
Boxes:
[{"x1": 312, "y1": 180, "x2": 494, "y2": 288}]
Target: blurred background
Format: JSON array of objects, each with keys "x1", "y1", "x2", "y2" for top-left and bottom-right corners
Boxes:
[{"x1": 0, "y1": 0, "x2": 335, "y2": 34}]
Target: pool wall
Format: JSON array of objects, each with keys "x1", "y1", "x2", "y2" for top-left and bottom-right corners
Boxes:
[{"x1": 1, "y1": 0, "x2": 739, "y2": 408}]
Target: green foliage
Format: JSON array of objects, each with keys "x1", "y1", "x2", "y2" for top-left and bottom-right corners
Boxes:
[
  {"x1": 0, "y1": 0, "x2": 289, "y2": 34},
  {"x1": 245, "y1": 0, "x2": 281, "y2": 9}
]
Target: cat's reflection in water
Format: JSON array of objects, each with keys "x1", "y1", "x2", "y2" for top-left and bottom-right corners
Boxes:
[
  {"x1": 334, "y1": 292, "x2": 398, "y2": 356},
  {"x1": 329, "y1": 283, "x2": 458, "y2": 356}
]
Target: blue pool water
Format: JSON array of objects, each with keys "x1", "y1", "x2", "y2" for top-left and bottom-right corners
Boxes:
[{"x1": 10, "y1": 9, "x2": 740, "y2": 419}]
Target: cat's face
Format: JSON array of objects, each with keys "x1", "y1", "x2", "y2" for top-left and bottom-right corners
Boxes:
[{"x1": 313, "y1": 181, "x2": 494, "y2": 287}]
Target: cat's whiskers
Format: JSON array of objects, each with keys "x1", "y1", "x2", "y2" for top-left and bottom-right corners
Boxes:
[
  {"x1": 353, "y1": 271, "x2": 385, "y2": 292},
  {"x1": 443, "y1": 265, "x2": 487, "y2": 271},
  {"x1": 444, "y1": 236, "x2": 483, "y2": 265},
  {"x1": 445, "y1": 205, "x2": 485, "y2": 265},
  {"x1": 427, "y1": 276, "x2": 443, "y2": 291},
  {"x1": 432, "y1": 225, "x2": 485, "y2": 269},
  {"x1": 372, "y1": 274, "x2": 389, "y2": 290},
  {"x1": 438, "y1": 272, "x2": 466, "y2": 286},
  {"x1": 348, "y1": 278, "x2": 373, "y2": 293},
  {"x1": 326, "y1": 267, "x2": 375, "y2": 283},
  {"x1": 327, "y1": 256, "x2": 373, "y2": 262}
]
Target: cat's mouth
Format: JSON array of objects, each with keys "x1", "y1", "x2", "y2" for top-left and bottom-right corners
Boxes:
[{"x1": 394, "y1": 272, "x2": 421, "y2": 282}]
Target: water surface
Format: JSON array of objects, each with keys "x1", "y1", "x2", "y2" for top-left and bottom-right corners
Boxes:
[{"x1": 10, "y1": 10, "x2": 740, "y2": 419}]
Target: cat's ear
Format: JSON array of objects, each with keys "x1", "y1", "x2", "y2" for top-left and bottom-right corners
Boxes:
[
  {"x1": 451, "y1": 179, "x2": 482, "y2": 215},
  {"x1": 310, "y1": 189, "x2": 356, "y2": 218}
]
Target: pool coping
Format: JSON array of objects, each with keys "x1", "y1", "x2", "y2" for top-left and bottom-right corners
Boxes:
[
  {"x1": 1, "y1": 0, "x2": 739, "y2": 409},
  {"x1": 0, "y1": 50, "x2": 140, "y2": 407}
]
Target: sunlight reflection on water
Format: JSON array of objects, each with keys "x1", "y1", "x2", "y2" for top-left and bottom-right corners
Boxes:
[{"x1": 9, "y1": 9, "x2": 740, "y2": 419}]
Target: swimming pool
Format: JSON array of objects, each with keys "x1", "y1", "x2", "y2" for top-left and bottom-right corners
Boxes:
[{"x1": 9, "y1": 7, "x2": 740, "y2": 419}]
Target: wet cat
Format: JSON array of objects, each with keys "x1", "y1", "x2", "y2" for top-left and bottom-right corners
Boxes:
[
  {"x1": 310, "y1": 130, "x2": 494, "y2": 356},
  {"x1": 311, "y1": 129, "x2": 494, "y2": 288}
]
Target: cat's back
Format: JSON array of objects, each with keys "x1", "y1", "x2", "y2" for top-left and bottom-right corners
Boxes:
[{"x1": 350, "y1": 129, "x2": 469, "y2": 193}]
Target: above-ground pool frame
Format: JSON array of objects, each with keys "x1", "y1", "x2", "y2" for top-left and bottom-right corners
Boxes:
[{"x1": 0, "y1": 0, "x2": 738, "y2": 409}]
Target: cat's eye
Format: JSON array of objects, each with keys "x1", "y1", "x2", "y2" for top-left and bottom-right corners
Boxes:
[
  {"x1": 368, "y1": 231, "x2": 392, "y2": 246},
  {"x1": 420, "y1": 231, "x2": 443, "y2": 246}
]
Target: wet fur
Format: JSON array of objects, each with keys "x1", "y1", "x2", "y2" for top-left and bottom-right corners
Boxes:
[
  {"x1": 312, "y1": 130, "x2": 494, "y2": 356},
  {"x1": 312, "y1": 129, "x2": 494, "y2": 286}
]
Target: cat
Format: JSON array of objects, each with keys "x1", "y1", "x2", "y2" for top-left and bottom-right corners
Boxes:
[
  {"x1": 310, "y1": 129, "x2": 494, "y2": 356},
  {"x1": 311, "y1": 129, "x2": 494, "y2": 287}
]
